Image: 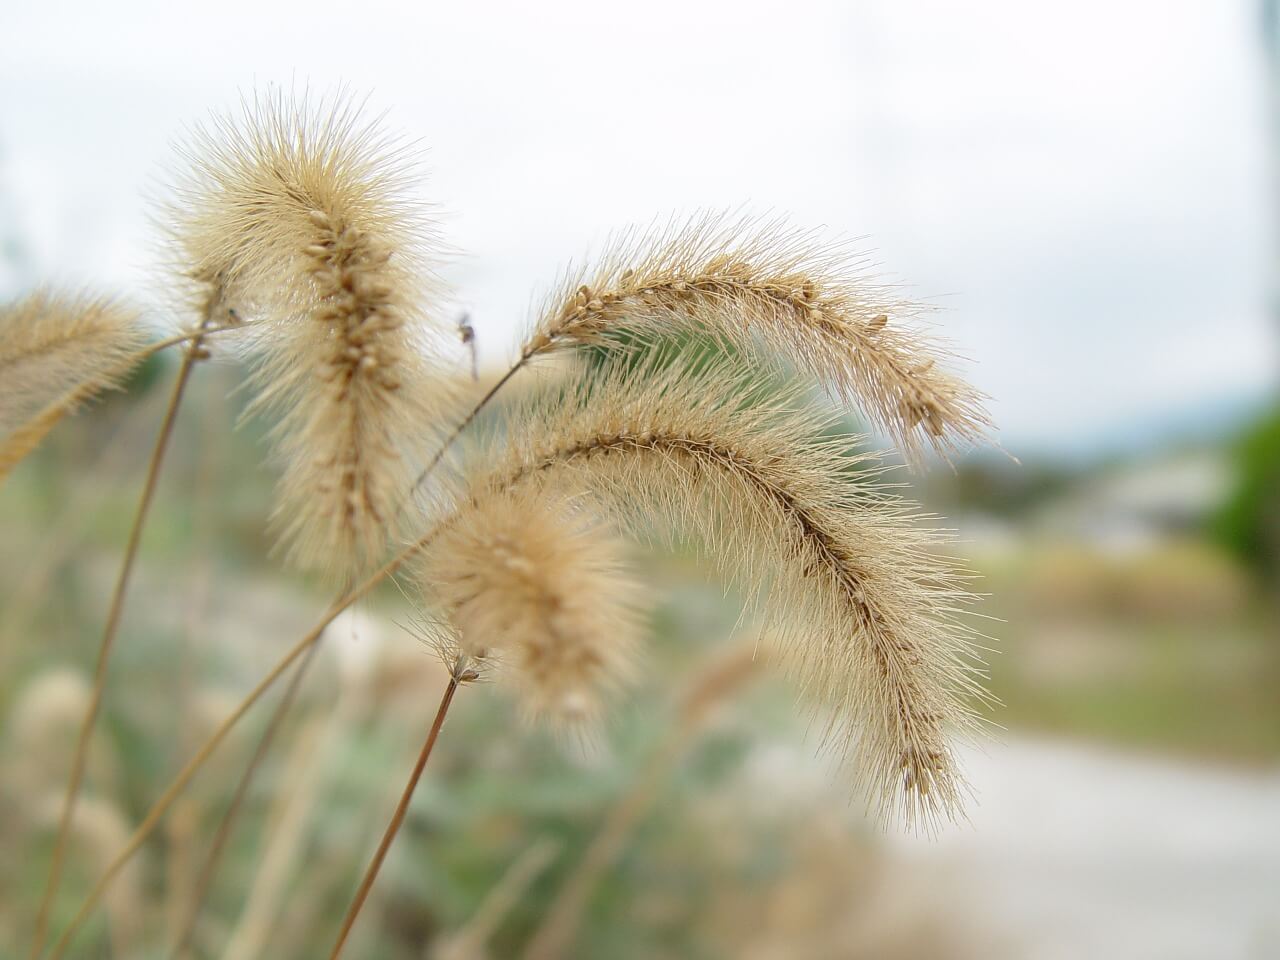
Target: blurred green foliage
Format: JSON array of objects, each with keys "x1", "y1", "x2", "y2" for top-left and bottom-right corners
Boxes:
[
  {"x1": 118, "y1": 347, "x2": 171, "y2": 398},
  {"x1": 1213, "y1": 404, "x2": 1280, "y2": 582}
]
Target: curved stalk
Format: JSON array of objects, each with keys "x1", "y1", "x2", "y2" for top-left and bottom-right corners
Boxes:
[
  {"x1": 403, "y1": 356, "x2": 529, "y2": 507},
  {"x1": 328, "y1": 666, "x2": 463, "y2": 959},
  {"x1": 29, "y1": 330, "x2": 209, "y2": 959},
  {"x1": 166, "y1": 640, "x2": 322, "y2": 959},
  {"x1": 176, "y1": 352, "x2": 536, "y2": 950},
  {"x1": 44, "y1": 533, "x2": 438, "y2": 960}
]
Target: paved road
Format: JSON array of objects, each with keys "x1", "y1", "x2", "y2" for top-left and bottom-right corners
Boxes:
[{"x1": 888, "y1": 738, "x2": 1280, "y2": 960}]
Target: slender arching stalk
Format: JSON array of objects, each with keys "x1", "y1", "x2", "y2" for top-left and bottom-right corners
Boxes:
[
  {"x1": 43, "y1": 529, "x2": 442, "y2": 960},
  {"x1": 174, "y1": 354, "x2": 535, "y2": 952},
  {"x1": 439, "y1": 840, "x2": 560, "y2": 960},
  {"x1": 327, "y1": 662, "x2": 466, "y2": 960},
  {"x1": 404, "y1": 355, "x2": 530, "y2": 506},
  {"x1": 29, "y1": 326, "x2": 211, "y2": 960},
  {"x1": 134, "y1": 316, "x2": 254, "y2": 361},
  {"x1": 166, "y1": 639, "x2": 323, "y2": 960}
]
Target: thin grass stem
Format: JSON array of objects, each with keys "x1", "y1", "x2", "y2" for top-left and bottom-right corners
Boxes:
[
  {"x1": 328, "y1": 668, "x2": 462, "y2": 960},
  {"x1": 135, "y1": 317, "x2": 253, "y2": 361},
  {"x1": 166, "y1": 638, "x2": 323, "y2": 960},
  {"x1": 44, "y1": 530, "x2": 440, "y2": 960},
  {"x1": 404, "y1": 356, "x2": 529, "y2": 507},
  {"x1": 29, "y1": 329, "x2": 209, "y2": 960}
]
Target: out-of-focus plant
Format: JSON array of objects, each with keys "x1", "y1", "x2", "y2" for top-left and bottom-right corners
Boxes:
[
  {"x1": 0, "y1": 88, "x2": 1000, "y2": 960},
  {"x1": 1214, "y1": 405, "x2": 1280, "y2": 584}
]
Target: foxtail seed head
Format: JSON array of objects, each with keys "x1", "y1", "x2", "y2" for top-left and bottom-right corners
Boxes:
[
  {"x1": 455, "y1": 356, "x2": 991, "y2": 827},
  {"x1": 165, "y1": 90, "x2": 457, "y2": 577},
  {"x1": 526, "y1": 214, "x2": 991, "y2": 465},
  {"x1": 423, "y1": 488, "x2": 640, "y2": 727}
]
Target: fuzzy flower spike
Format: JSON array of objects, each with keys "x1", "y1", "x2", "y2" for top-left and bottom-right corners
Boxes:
[
  {"x1": 0, "y1": 291, "x2": 147, "y2": 478},
  {"x1": 166, "y1": 90, "x2": 456, "y2": 577},
  {"x1": 422, "y1": 487, "x2": 641, "y2": 727},
  {"x1": 524, "y1": 214, "x2": 991, "y2": 465},
  {"x1": 452, "y1": 355, "x2": 993, "y2": 827}
]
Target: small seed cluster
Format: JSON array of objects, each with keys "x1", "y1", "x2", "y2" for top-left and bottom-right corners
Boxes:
[{"x1": 306, "y1": 210, "x2": 404, "y2": 396}]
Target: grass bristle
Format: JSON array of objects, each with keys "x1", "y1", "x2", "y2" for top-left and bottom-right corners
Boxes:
[
  {"x1": 423, "y1": 488, "x2": 641, "y2": 728},
  {"x1": 526, "y1": 213, "x2": 992, "y2": 465},
  {"x1": 454, "y1": 356, "x2": 991, "y2": 826},
  {"x1": 164, "y1": 89, "x2": 458, "y2": 577},
  {"x1": 0, "y1": 291, "x2": 147, "y2": 475}
]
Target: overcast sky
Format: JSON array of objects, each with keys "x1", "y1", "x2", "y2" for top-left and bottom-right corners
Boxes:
[{"x1": 0, "y1": 0, "x2": 1274, "y2": 455}]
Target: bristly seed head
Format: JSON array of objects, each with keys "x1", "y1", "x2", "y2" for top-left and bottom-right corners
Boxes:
[
  {"x1": 1, "y1": 291, "x2": 148, "y2": 477},
  {"x1": 163, "y1": 89, "x2": 458, "y2": 578},
  {"x1": 524, "y1": 213, "x2": 992, "y2": 466},
  {"x1": 449, "y1": 355, "x2": 992, "y2": 828},
  {"x1": 1, "y1": 291, "x2": 147, "y2": 436},
  {"x1": 422, "y1": 488, "x2": 640, "y2": 728}
]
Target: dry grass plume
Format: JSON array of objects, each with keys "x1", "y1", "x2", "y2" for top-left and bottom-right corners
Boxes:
[
  {"x1": 0, "y1": 292, "x2": 146, "y2": 478},
  {"x1": 453, "y1": 356, "x2": 991, "y2": 825},
  {"x1": 165, "y1": 90, "x2": 457, "y2": 577},
  {"x1": 523, "y1": 214, "x2": 990, "y2": 464},
  {"x1": 423, "y1": 488, "x2": 640, "y2": 727}
]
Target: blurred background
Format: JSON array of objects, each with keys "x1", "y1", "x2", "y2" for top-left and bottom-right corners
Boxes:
[{"x1": 1, "y1": 1, "x2": 1278, "y2": 958}]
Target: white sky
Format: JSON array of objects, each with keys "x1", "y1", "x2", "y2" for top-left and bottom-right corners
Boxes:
[{"x1": 0, "y1": 0, "x2": 1274, "y2": 454}]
